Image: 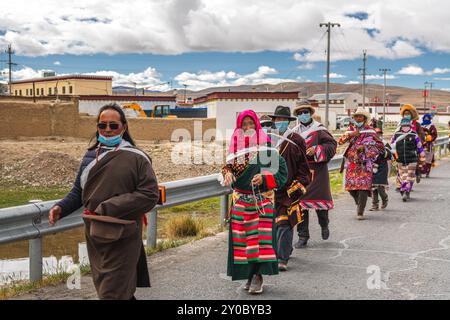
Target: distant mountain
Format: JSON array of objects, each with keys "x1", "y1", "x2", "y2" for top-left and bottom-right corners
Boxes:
[{"x1": 173, "y1": 82, "x2": 450, "y2": 109}]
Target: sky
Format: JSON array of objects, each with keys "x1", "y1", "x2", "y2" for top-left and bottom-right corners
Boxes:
[{"x1": 1, "y1": 0, "x2": 450, "y2": 92}]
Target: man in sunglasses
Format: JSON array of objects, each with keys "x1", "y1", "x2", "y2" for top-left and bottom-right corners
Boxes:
[{"x1": 291, "y1": 100, "x2": 337, "y2": 248}]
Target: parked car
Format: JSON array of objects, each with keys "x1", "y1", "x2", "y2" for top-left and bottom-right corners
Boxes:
[{"x1": 336, "y1": 116, "x2": 351, "y2": 130}]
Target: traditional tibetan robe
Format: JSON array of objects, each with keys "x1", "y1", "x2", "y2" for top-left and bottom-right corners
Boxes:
[
  {"x1": 340, "y1": 126, "x2": 385, "y2": 191},
  {"x1": 292, "y1": 121, "x2": 337, "y2": 210},
  {"x1": 80, "y1": 140, "x2": 159, "y2": 300},
  {"x1": 273, "y1": 131, "x2": 310, "y2": 228},
  {"x1": 222, "y1": 144, "x2": 288, "y2": 281},
  {"x1": 421, "y1": 124, "x2": 438, "y2": 175}
]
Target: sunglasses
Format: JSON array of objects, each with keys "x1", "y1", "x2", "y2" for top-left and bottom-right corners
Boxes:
[
  {"x1": 298, "y1": 110, "x2": 310, "y2": 115},
  {"x1": 97, "y1": 122, "x2": 121, "y2": 130}
]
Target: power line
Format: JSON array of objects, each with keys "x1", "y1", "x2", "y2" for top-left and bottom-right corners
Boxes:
[{"x1": 320, "y1": 22, "x2": 341, "y2": 129}]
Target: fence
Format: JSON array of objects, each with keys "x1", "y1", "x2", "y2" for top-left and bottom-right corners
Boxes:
[{"x1": 0, "y1": 136, "x2": 448, "y2": 282}]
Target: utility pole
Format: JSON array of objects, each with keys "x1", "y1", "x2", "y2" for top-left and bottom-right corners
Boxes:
[
  {"x1": 379, "y1": 68, "x2": 391, "y2": 129},
  {"x1": 359, "y1": 50, "x2": 367, "y2": 109},
  {"x1": 320, "y1": 22, "x2": 341, "y2": 129},
  {"x1": 425, "y1": 81, "x2": 433, "y2": 113},
  {"x1": 183, "y1": 84, "x2": 187, "y2": 103},
  {"x1": 4, "y1": 44, "x2": 18, "y2": 95}
]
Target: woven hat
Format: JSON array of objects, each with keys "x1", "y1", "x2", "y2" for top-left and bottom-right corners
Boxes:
[
  {"x1": 352, "y1": 107, "x2": 372, "y2": 123},
  {"x1": 293, "y1": 99, "x2": 316, "y2": 116}
]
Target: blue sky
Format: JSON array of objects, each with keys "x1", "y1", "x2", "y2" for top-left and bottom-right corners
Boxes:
[{"x1": 1, "y1": 0, "x2": 450, "y2": 92}]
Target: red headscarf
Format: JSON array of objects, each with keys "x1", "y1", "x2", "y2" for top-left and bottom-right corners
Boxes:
[{"x1": 228, "y1": 110, "x2": 271, "y2": 154}]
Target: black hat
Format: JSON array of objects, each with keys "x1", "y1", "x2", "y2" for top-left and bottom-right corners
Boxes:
[{"x1": 268, "y1": 105, "x2": 296, "y2": 121}]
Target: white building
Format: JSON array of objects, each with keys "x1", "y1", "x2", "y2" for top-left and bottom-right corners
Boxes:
[
  {"x1": 78, "y1": 95, "x2": 177, "y2": 116},
  {"x1": 193, "y1": 92, "x2": 305, "y2": 139},
  {"x1": 309, "y1": 92, "x2": 365, "y2": 116}
]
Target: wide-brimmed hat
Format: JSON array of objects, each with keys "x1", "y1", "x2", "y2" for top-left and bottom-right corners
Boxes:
[
  {"x1": 400, "y1": 104, "x2": 419, "y2": 120},
  {"x1": 293, "y1": 99, "x2": 316, "y2": 116},
  {"x1": 352, "y1": 107, "x2": 372, "y2": 123},
  {"x1": 268, "y1": 105, "x2": 297, "y2": 121}
]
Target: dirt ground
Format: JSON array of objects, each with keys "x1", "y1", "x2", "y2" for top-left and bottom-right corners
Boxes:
[{"x1": 0, "y1": 137, "x2": 226, "y2": 187}]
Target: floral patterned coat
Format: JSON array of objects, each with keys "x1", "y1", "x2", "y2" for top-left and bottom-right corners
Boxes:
[{"x1": 339, "y1": 125, "x2": 386, "y2": 191}]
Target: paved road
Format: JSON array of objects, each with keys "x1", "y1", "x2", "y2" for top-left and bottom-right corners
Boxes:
[{"x1": 16, "y1": 157, "x2": 450, "y2": 300}]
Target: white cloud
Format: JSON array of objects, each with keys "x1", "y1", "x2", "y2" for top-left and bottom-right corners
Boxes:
[
  {"x1": 54, "y1": 61, "x2": 61, "y2": 65},
  {"x1": 365, "y1": 74, "x2": 397, "y2": 80},
  {"x1": 440, "y1": 88, "x2": 450, "y2": 92},
  {"x1": 297, "y1": 63, "x2": 315, "y2": 70},
  {"x1": 3, "y1": 65, "x2": 171, "y2": 90},
  {"x1": 397, "y1": 65, "x2": 425, "y2": 75},
  {"x1": 1, "y1": 0, "x2": 450, "y2": 59},
  {"x1": 174, "y1": 65, "x2": 297, "y2": 91},
  {"x1": 397, "y1": 65, "x2": 450, "y2": 76},
  {"x1": 346, "y1": 81, "x2": 360, "y2": 84},
  {"x1": 434, "y1": 77, "x2": 450, "y2": 81},
  {"x1": 324, "y1": 73, "x2": 346, "y2": 79}
]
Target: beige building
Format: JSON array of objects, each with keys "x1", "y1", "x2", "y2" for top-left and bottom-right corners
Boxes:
[{"x1": 10, "y1": 75, "x2": 113, "y2": 97}]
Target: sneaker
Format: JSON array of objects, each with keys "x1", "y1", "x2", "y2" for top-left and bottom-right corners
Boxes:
[
  {"x1": 357, "y1": 215, "x2": 365, "y2": 220},
  {"x1": 369, "y1": 205, "x2": 379, "y2": 211},
  {"x1": 295, "y1": 238, "x2": 308, "y2": 249},
  {"x1": 402, "y1": 193, "x2": 408, "y2": 202},
  {"x1": 321, "y1": 227, "x2": 330, "y2": 240},
  {"x1": 278, "y1": 262, "x2": 288, "y2": 272},
  {"x1": 249, "y1": 275, "x2": 263, "y2": 294},
  {"x1": 381, "y1": 199, "x2": 388, "y2": 209}
]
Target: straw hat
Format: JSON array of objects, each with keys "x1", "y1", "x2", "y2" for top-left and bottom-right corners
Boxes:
[
  {"x1": 352, "y1": 107, "x2": 372, "y2": 124},
  {"x1": 293, "y1": 99, "x2": 316, "y2": 116}
]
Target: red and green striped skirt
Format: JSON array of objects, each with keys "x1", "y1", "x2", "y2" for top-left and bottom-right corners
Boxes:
[{"x1": 227, "y1": 192, "x2": 279, "y2": 280}]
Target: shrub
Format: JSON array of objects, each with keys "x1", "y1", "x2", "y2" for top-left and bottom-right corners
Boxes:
[{"x1": 165, "y1": 215, "x2": 204, "y2": 239}]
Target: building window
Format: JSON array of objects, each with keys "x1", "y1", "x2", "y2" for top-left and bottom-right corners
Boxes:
[
  {"x1": 62, "y1": 86, "x2": 66, "y2": 94},
  {"x1": 26, "y1": 89, "x2": 28, "y2": 96},
  {"x1": 41, "y1": 88, "x2": 44, "y2": 96},
  {"x1": 15, "y1": 90, "x2": 17, "y2": 96},
  {"x1": 49, "y1": 87, "x2": 52, "y2": 95},
  {"x1": 69, "y1": 86, "x2": 73, "y2": 94},
  {"x1": 19, "y1": 90, "x2": 22, "y2": 96},
  {"x1": 36, "y1": 89, "x2": 39, "y2": 96}
]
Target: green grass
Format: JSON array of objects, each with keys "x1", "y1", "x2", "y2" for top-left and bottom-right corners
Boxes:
[{"x1": 0, "y1": 184, "x2": 70, "y2": 209}]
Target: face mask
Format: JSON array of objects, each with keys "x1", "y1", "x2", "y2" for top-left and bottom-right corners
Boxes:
[
  {"x1": 298, "y1": 113, "x2": 312, "y2": 124},
  {"x1": 403, "y1": 115, "x2": 412, "y2": 121},
  {"x1": 98, "y1": 133, "x2": 123, "y2": 146},
  {"x1": 274, "y1": 121, "x2": 289, "y2": 133},
  {"x1": 352, "y1": 119, "x2": 364, "y2": 128}
]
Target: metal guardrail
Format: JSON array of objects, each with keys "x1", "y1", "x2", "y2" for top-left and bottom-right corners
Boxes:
[{"x1": 0, "y1": 136, "x2": 448, "y2": 282}]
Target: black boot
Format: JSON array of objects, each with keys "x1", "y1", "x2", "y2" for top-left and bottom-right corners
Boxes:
[{"x1": 295, "y1": 238, "x2": 308, "y2": 249}]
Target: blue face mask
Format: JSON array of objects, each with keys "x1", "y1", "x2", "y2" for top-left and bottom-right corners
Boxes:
[
  {"x1": 352, "y1": 119, "x2": 365, "y2": 128},
  {"x1": 298, "y1": 113, "x2": 312, "y2": 124},
  {"x1": 403, "y1": 115, "x2": 412, "y2": 121},
  {"x1": 98, "y1": 133, "x2": 123, "y2": 146},
  {"x1": 274, "y1": 121, "x2": 289, "y2": 133}
]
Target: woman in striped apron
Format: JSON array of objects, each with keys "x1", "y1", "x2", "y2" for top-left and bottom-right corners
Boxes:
[{"x1": 222, "y1": 110, "x2": 288, "y2": 295}]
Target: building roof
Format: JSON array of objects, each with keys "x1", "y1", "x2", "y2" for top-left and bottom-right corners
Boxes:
[
  {"x1": 11, "y1": 74, "x2": 113, "y2": 85},
  {"x1": 79, "y1": 95, "x2": 176, "y2": 102},
  {"x1": 194, "y1": 91, "x2": 300, "y2": 104},
  {"x1": 309, "y1": 92, "x2": 360, "y2": 100}
]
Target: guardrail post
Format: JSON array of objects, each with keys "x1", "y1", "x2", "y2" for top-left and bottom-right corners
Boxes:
[
  {"x1": 29, "y1": 238, "x2": 43, "y2": 282},
  {"x1": 28, "y1": 199, "x2": 43, "y2": 283},
  {"x1": 146, "y1": 209, "x2": 157, "y2": 249},
  {"x1": 220, "y1": 194, "x2": 229, "y2": 227}
]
